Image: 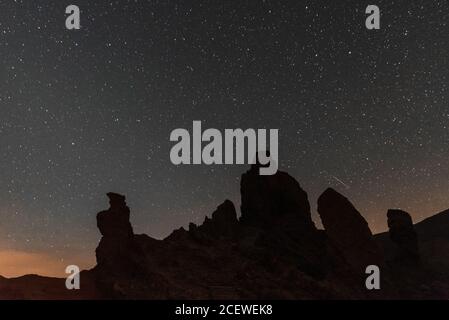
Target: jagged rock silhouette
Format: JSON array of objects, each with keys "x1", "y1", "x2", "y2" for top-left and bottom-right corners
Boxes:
[
  {"x1": 95, "y1": 192, "x2": 146, "y2": 297},
  {"x1": 1, "y1": 167, "x2": 449, "y2": 299},
  {"x1": 96, "y1": 192, "x2": 134, "y2": 272},
  {"x1": 97, "y1": 192, "x2": 133, "y2": 238},
  {"x1": 188, "y1": 199, "x2": 239, "y2": 240}
]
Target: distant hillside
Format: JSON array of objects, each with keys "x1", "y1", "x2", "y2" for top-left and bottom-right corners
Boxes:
[{"x1": 376, "y1": 209, "x2": 449, "y2": 242}]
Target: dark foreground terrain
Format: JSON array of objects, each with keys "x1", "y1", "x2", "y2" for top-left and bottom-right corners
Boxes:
[{"x1": 1, "y1": 164, "x2": 448, "y2": 299}]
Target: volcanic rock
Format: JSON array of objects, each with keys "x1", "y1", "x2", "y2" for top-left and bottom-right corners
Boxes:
[
  {"x1": 97, "y1": 192, "x2": 133, "y2": 238},
  {"x1": 240, "y1": 164, "x2": 315, "y2": 230},
  {"x1": 4, "y1": 168, "x2": 449, "y2": 299},
  {"x1": 189, "y1": 200, "x2": 238, "y2": 239},
  {"x1": 387, "y1": 209, "x2": 420, "y2": 264},
  {"x1": 94, "y1": 193, "x2": 163, "y2": 298},
  {"x1": 318, "y1": 188, "x2": 384, "y2": 273},
  {"x1": 240, "y1": 164, "x2": 328, "y2": 279},
  {"x1": 95, "y1": 192, "x2": 134, "y2": 267}
]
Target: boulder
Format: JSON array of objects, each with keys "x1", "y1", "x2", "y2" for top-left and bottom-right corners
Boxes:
[
  {"x1": 387, "y1": 209, "x2": 420, "y2": 263},
  {"x1": 318, "y1": 188, "x2": 384, "y2": 272}
]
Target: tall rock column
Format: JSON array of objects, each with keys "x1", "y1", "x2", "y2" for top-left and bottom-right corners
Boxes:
[
  {"x1": 96, "y1": 192, "x2": 134, "y2": 269},
  {"x1": 240, "y1": 164, "x2": 327, "y2": 279},
  {"x1": 387, "y1": 209, "x2": 420, "y2": 264},
  {"x1": 94, "y1": 192, "x2": 145, "y2": 297}
]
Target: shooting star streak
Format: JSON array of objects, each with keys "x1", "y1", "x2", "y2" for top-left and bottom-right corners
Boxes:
[{"x1": 331, "y1": 175, "x2": 350, "y2": 190}]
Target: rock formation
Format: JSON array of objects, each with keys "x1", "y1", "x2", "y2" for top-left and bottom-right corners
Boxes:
[
  {"x1": 240, "y1": 164, "x2": 329, "y2": 279},
  {"x1": 94, "y1": 192, "x2": 167, "y2": 298},
  {"x1": 189, "y1": 200, "x2": 239, "y2": 240},
  {"x1": 2, "y1": 167, "x2": 449, "y2": 299},
  {"x1": 387, "y1": 209, "x2": 420, "y2": 264},
  {"x1": 240, "y1": 164, "x2": 314, "y2": 230},
  {"x1": 95, "y1": 192, "x2": 134, "y2": 269},
  {"x1": 317, "y1": 188, "x2": 384, "y2": 273}
]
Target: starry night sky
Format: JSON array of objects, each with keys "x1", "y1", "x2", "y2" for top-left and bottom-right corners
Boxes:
[{"x1": 0, "y1": 1, "x2": 448, "y2": 277}]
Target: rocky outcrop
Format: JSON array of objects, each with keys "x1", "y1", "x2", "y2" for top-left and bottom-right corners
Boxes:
[
  {"x1": 3, "y1": 168, "x2": 449, "y2": 300},
  {"x1": 240, "y1": 164, "x2": 315, "y2": 231},
  {"x1": 94, "y1": 193, "x2": 168, "y2": 298},
  {"x1": 387, "y1": 209, "x2": 420, "y2": 264},
  {"x1": 240, "y1": 165, "x2": 330, "y2": 279},
  {"x1": 189, "y1": 200, "x2": 239, "y2": 239},
  {"x1": 96, "y1": 192, "x2": 133, "y2": 238},
  {"x1": 95, "y1": 192, "x2": 134, "y2": 269},
  {"x1": 317, "y1": 188, "x2": 384, "y2": 273}
]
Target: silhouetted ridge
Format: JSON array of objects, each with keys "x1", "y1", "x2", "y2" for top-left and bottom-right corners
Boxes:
[
  {"x1": 2, "y1": 167, "x2": 449, "y2": 299},
  {"x1": 414, "y1": 209, "x2": 449, "y2": 241},
  {"x1": 188, "y1": 200, "x2": 238, "y2": 239}
]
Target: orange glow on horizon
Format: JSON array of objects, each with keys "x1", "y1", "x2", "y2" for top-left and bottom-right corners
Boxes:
[{"x1": 0, "y1": 250, "x2": 94, "y2": 279}]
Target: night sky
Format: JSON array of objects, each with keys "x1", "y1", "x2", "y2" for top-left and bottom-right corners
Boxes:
[{"x1": 0, "y1": 1, "x2": 448, "y2": 277}]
